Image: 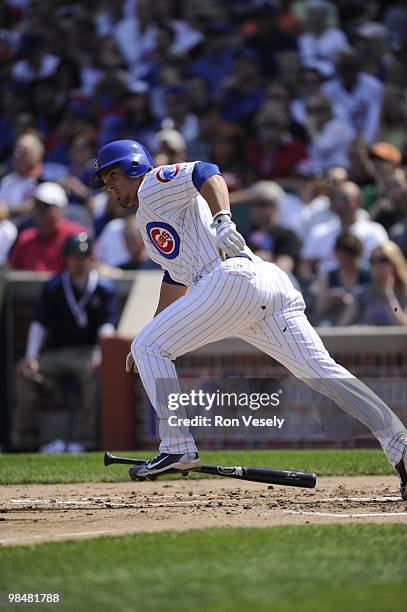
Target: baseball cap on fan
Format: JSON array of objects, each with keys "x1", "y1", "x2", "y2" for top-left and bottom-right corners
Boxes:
[
  {"x1": 369, "y1": 142, "x2": 402, "y2": 165},
  {"x1": 33, "y1": 182, "x2": 68, "y2": 207},
  {"x1": 157, "y1": 128, "x2": 186, "y2": 153}
]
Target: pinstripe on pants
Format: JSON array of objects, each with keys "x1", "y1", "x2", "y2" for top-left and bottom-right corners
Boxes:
[{"x1": 131, "y1": 258, "x2": 407, "y2": 463}]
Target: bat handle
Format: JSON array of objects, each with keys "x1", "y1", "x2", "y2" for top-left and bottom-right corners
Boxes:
[{"x1": 104, "y1": 452, "x2": 144, "y2": 466}]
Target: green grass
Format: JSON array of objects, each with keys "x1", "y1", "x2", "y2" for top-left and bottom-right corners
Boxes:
[
  {"x1": 0, "y1": 449, "x2": 393, "y2": 485},
  {"x1": 0, "y1": 525, "x2": 404, "y2": 612}
]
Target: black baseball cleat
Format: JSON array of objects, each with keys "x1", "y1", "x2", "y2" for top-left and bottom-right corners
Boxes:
[
  {"x1": 129, "y1": 452, "x2": 201, "y2": 479},
  {"x1": 395, "y1": 449, "x2": 407, "y2": 501}
]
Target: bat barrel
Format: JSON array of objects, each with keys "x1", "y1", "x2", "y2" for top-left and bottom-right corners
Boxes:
[
  {"x1": 104, "y1": 453, "x2": 316, "y2": 489},
  {"x1": 200, "y1": 465, "x2": 316, "y2": 488}
]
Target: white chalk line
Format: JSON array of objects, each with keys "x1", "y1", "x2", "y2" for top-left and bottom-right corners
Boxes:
[
  {"x1": 0, "y1": 529, "x2": 118, "y2": 545},
  {"x1": 5, "y1": 494, "x2": 402, "y2": 507},
  {"x1": 285, "y1": 510, "x2": 407, "y2": 518},
  {"x1": 319, "y1": 496, "x2": 400, "y2": 502},
  {"x1": 5, "y1": 498, "x2": 206, "y2": 509}
]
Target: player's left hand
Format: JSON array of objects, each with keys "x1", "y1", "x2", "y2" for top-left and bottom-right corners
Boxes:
[
  {"x1": 125, "y1": 351, "x2": 138, "y2": 374},
  {"x1": 211, "y1": 214, "x2": 246, "y2": 258}
]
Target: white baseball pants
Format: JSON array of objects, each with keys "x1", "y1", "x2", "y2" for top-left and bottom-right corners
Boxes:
[{"x1": 131, "y1": 258, "x2": 407, "y2": 464}]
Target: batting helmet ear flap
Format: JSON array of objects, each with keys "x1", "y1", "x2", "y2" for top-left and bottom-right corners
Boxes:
[{"x1": 119, "y1": 153, "x2": 151, "y2": 178}]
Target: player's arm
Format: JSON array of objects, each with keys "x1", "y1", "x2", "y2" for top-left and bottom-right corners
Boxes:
[
  {"x1": 154, "y1": 279, "x2": 188, "y2": 316},
  {"x1": 199, "y1": 173, "x2": 231, "y2": 218},
  {"x1": 193, "y1": 163, "x2": 245, "y2": 257}
]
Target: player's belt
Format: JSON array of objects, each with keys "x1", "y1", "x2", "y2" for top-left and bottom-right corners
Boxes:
[{"x1": 225, "y1": 253, "x2": 252, "y2": 261}]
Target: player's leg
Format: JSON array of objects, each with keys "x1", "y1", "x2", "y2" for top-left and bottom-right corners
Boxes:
[
  {"x1": 237, "y1": 269, "x2": 407, "y2": 471},
  {"x1": 130, "y1": 263, "x2": 270, "y2": 472}
]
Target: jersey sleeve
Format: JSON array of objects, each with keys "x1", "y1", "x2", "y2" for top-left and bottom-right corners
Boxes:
[{"x1": 191, "y1": 162, "x2": 220, "y2": 190}]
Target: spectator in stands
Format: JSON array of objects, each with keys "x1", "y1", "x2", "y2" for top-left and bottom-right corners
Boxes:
[
  {"x1": 152, "y1": 0, "x2": 203, "y2": 56},
  {"x1": 290, "y1": 65, "x2": 326, "y2": 126},
  {"x1": 276, "y1": 159, "x2": 324, "y2": 237},
  {"x1": 28, "y1": 77, "x2": 70, "y2": 143},
  {"x1": 8, "y1": 182, "x2": 87, "y2": 273},
  {"x1": 384, "y1": 1, "x2": 407, "y2": 52},
  {"x1": 94, "y1": 0, "x2": 155, "y2": 75},
  {"x1": 185, "y1": 76, "x2": 211, "y2": 116},
  {"x1": 338, "y1": 241, "x2": 407, "y2": 326},
  {"x1": 389, "y1": 173, "x2": 407, "y2": 258},
  {"x1": 299, "y1": 165, "x2": 348, "y2": 239},
  {"x1": 360, "y1": 141, "x2": 403, "y2": 211},
  {"x1": 313, "y1": 232, "x2": 370, "y2": 326},
  {"x1": 154, "y1": 127, "x2": 186, "y2": 166},
  {"x1": 243, "y1": 2, "x2": 298, "y2": 77},
  {"x1": 161, "y1": 87, "x2": 199, "y2": 148},
  {"x1": 0, "y1": 132, "x2": 44, "y2": 219},
  {"x1": 245, "y1": 229, "x2": 274, "y2": 264},
  {"x1": 376, "y1": 85, "x2": 407, "y2": 151},
  {"x1": 245, "y1": 227, "x2": 301, "y2": 291},
  {"x1": 347, "y1": 137, "x2": 375, "y2": 188},
  {"x1": 13, "y1": 233, "x2": 118, "y2": 452},
  {"x1": 187, "y1": 105, "x2": 226, "y2": 162},
  {"x1": 247, "y1": 104, "x2": 308, "y2": 180},
  {"x1": 149, "y1": 58, "x2": 185, "y2": 121},
  {"x1": 298, "y1": 0, "x2": 349, "y2": 77},
  {"x1": 0, "y1": 85, "x2": 29, "y2": 166},
  {"x1": 305, "y1": 93, "x2": 355, "y2": 172},
  {"x1": 11, "y1": 32, "x2": 61, "y2": 85},
  {"x1": 322, "y1": 48, "x2": 383, "y2": 143},
  {"x1": 369, "y1": 142, "x2": 402, "y2": 190},
  {"x1": 299, "y1": 181, "x2": 388, "y2": 280},
  {"x1": 208, "y1": 126, "x2": 247, "y2": 192},
  {"x1": 354, "y1": 22, "x2": 391, "y2": 80},
  {"x1": 274, "y1": 50, "x2": 302, "y2": 98},
  {"x1": 0, "y1": 205, "x2": 17, "y2": 265},
  {"x1": 98, "y1": 82, "x2": 158, "y2": 151},
  {"x1": 94, "y1": 210, "x2": 136, "y2": 268},
  {"x1": 370, "y1": 168, "x2": 407, "y2": 231},
  {"x1": 218, "y1": 51, "x2": 266, "y2": 126},
  {"x1": 59, "y1": 133, "x2": 96, "y2": 205},
  {"x1": 246, "y1": 180, "x2": 302, "y2": 273},
  {"x1": 117, "y1": 217, "x2": 159, "y2": 271},
  {"x1": 187, "y1": 20, "x2": 237, "y2": 95}
]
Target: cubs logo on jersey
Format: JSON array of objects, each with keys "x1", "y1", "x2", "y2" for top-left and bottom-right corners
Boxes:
[
  {"x1": 146, "y1": 221, "x2": 180, "y2": 259},
  {"x1": 156, "y1": 164, "x2": 180, "y2": 183}
]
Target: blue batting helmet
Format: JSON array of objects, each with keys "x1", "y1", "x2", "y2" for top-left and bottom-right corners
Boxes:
[{"x1": 91, "y1": 139, "x2": 154, "y2": 187}]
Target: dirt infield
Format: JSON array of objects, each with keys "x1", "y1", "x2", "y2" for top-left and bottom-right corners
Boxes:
[{"x1": 1, "y1": 476, "x2": 406, "y2": 546}]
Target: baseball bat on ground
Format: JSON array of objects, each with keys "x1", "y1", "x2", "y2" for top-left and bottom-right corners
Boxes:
[{"x1": 104, "y1": 452, "x2": 316, "y2": 489}]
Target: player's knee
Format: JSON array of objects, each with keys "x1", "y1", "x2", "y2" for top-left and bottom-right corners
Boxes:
[
  {"x1": 131, "y1": 333, "x2": 170, "y2": 364},
  {"x1": 131, "y1": 334, "x2": 146, "y2": 365}
]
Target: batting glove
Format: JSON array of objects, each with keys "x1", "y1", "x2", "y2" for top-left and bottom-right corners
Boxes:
[
  {"x1": 211, "y1": 214, "x2": 246, "y2": 258},
  {"x1": 125, "y1": 351, "x2": 138, "y2": 374}
]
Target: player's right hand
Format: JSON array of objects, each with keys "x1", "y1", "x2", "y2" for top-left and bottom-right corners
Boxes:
[
  {"x1": 211, "y1": 214, "x2": 246, "y2": 258},
  {"x1": 125, "y1": 351, "x2": 138, "y2": 374}
]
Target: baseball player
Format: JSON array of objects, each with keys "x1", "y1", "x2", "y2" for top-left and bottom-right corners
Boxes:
[{"x1": 92, "y1": 139, "x2": 407, "y2": 499}]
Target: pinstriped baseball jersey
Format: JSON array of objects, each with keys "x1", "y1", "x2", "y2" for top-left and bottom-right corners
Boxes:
[
  {"x1": 136, "y1": 162, "x2": 252, "y2": 286},
  {"x1": 128, "y1": 159, "x2": 407, "y2": 470}
]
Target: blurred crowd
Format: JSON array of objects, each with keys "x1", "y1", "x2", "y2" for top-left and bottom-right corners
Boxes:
[{"x1": 1, "y1": 0, "x2": 407, "y2": 327}]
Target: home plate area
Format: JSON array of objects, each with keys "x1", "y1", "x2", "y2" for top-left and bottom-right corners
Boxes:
[{"x1": 1, "y1": 476, "x2": 406, "y2": 546}]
